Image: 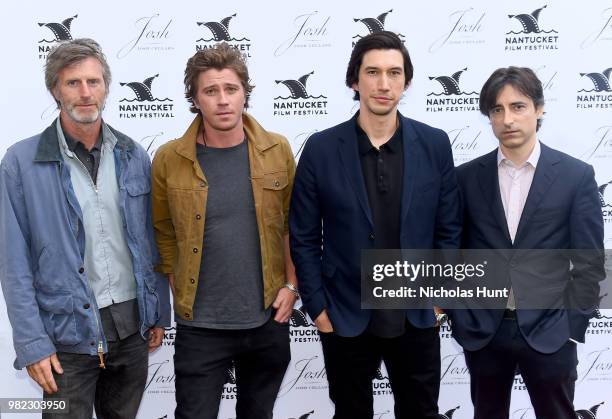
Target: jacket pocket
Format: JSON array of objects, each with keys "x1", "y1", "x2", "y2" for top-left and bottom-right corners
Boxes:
[
  {"x1": 262, "y1": 170, "x2": 288, "y2": 220},
  {"x1": 36, "y1": 290, "x2": 81, "y2": 346}
]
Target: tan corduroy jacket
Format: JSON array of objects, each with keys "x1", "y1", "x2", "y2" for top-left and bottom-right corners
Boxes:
[{"x1": 151, "y1": 113, "x2": 295, "y2": 321}]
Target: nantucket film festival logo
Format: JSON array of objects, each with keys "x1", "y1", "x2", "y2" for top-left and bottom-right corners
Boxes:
[
  {"x1": 289, "y1": 305, "x2": 319, "y2": 343},
  {"x1": 352, "y1": 9, "x2": 405, "y2": 47},
  {"x1": 273, "y1": 71, "x2": 328, "y2": 118},
  {"x1": 426, "y1": 68, "x2": 480, "y2": 113},
  {"x1": 576, "y1": 67, "x2": 612, "y2": 110},
  {"x1": 117, "y1": 74, "x2": 174, "y2": 120},
  {"x1": 37, "y1": 14, "x2": 78, "y2": 60},
  {"x1": 116, "y1": 13, "x2": 174, "y2": 59},
  {"x1": 274, "y1": 11, "x2": 332, "y2": 56},
  {"x1": 222, "y1": 364, "x2": 238, "y2": 400},
  {"x1": 581, "y1": 6, "x2": 612, "y2": 49},
  {"x1": 195, "y1": 13, "x2": 251, "y2": 57},
  {"x1": 372, "y1": 364, "x2": 392, "y2": 396},
  {"x1": 437, "y1": 407, "x2": 461, "y2": 419},
  {"x1": 599, "y1": 181, "x2": 612, "y2": 224},
  {"x1": 505, "y1": 5, "x2": 559, "y2": 52},
  {"x1": 429, "y1": 7, "x2": 486, "y2": 53},
  {"x1": 587, "y1": 299, "x2": 612, "y2": 336}
]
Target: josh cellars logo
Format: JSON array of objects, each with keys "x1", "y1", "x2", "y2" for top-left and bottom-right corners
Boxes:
[
  {"x1": 581, "y1": 6, "x2": 612, "y2": 49},
  {"x1": 580, "y1": 126, "x2": 612, "y2": 162},
  {"x1": 352, "y1": 9, "x2": 405, "y2": 47},
  {"x1": 505, "y1": 5, "x2": 559, "y2": 52},
  {"x1": 599, "y1": 182, "x2": 612, "y2": 224},
  {"x1": 195, "y1": 13, "x2": 251, "y2": 57},
  {"x1": 576, "y1": 67, "x2": 612, "y2": 110},
  {"x1": 117, "y1": 73, "x2": 174, "y2": 119},
  {"x1": 273, "y1": 71, "x2": 328, "y2": 118},
  {"x1": 116, "y1": 13, "x2": 174, "y2": 59},
  {"x1": 37, "y1": 14, "x2": 78, "y2": 60},
  {"x1": 429, "y1": 7, "x2": 486, "y2": 53},
  {"x1": 275, "y1": 11, "x2": 332, "y2": 56},
  {"x1": 426, "y1": 68, "x2": 480, "y2": 113}
]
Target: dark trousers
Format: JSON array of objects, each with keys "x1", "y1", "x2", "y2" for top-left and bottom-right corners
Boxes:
[
  {"x1": 174, "y1": 317, "x2": 291, "y2": 419},
  {"x1": 43, "y1": 332, "x2": 149, "y2": 419},
  {"x1": 464, "y1": 318, "x2": 578, "y2": 419},
  {"x1": 320, "y1": 322, "x2": 441, "y2": 419}
]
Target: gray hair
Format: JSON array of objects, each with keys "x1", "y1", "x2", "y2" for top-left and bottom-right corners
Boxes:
[{"x1": 45, "y1": 38, "x2": 111, "y2": 105}]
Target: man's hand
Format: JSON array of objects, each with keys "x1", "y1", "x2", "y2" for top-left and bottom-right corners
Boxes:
[
  {"x1": 167, "y1": 273, "x2": 176, "y2": 296},
  {"x1": 272, "y1": 287, "x2": 298, "y2": 323},
  {"x1": 148, "y1": 327, "x2": 164, "y2": 352},
  {"x1": 26, "y1": 353, "x2": 63, "y2": 394},
  {"x1": 314, "y1": 309, "x2": 334, "y2": 333}
]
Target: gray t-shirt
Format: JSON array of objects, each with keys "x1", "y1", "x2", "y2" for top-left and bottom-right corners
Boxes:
[{"x1": 177, "y1": 140, "x2": 270, "y2": 329}]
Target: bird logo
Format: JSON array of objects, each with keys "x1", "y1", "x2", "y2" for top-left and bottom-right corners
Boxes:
[
  {"x1": 38, "y1": 14, "x2": 77, "y2": 42},
  {"x1": 288, "y1": 411, "x2": 315, "y2": 419},
  {"x1": 196, "y1": 14, "x2": 248, "y2": 42},
  {"x1": 119, "y1": 74, "x2": 170, "y2": 102},
  {"x1": 275, "y1": 71, "x2": 315, "y2": 99},
  {"x1": 436, "y1": 406, "x2": 460, "y2": 419},
  {"x1": 352, "y1": 9, "x2": 405, "y2": 41},
  {"x1": 580, "y1": 68, "x2": 612, "y2": 92},
  {"x1": 428, "y1": 68, "x2": 478, "y2": 96},
  {"x1": 507, "y1": 5, "x2": 556, "y2": 34},
  {"x1": 290, "y1": 305, "x2": 314, "y2": 327},
  {"x1": 225, "y1": 364, "x2": 236, "y2": 385},
  {"x1": 599, "y1": 181, "x2": 612, "y2": 207},
  {"x1": 593, "y1": 294, "x2": 611, "y2": 320},
  {"x1": 576, "y1": 402, "x2": 605, "y2": 419}
]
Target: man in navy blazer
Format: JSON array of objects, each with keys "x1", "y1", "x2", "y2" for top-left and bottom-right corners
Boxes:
[
  {"x1": 289, "y1": 31, "x2": 461, "y2": 419},
  {"x1": 449, "y1": 67, "x2": 605, "y2": 419}
]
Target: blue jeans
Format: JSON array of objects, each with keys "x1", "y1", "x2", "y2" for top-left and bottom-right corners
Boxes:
[{"x1": 43, "y1": 332, "x2": 148, "y2": 418}]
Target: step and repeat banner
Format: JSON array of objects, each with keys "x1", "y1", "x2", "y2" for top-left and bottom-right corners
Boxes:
[{"x1": 1, "y1": 1, "x2": 611, "y2": 418}]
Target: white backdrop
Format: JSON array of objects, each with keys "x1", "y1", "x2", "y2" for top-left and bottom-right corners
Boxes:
[{"x1": 1, "y1": 1, "x2": 611, "y2": 418}]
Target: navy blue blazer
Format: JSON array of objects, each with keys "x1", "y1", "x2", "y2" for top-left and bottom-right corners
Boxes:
[
  {"x1": 289, "y1": 113, "x2": 462, "y2": 337},
  {"x1": 450, "y1": 143, "x2": 605, "y2": 354}
]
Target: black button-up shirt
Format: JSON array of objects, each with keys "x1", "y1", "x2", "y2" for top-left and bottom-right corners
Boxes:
[
  {"x1": 356, "y1": 118, "x2": 406, "y2": 338},
  {"x1": 64, "y1": 132, "x2": 103, "y2": 185}
]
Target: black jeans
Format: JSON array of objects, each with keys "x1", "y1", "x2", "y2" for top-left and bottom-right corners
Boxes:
[
  {"x1": 464, "y1": 318, "x2": 578, "y2": 419},
  {"x1": 320, "y1": 322, "x2": 441, "y2": 419},
  {"x1": 174, "y1": 317, "x2": 291, "y2": 419},
  {"x1": 43, "y1": 332, "x2": 149, "y2": 419}
]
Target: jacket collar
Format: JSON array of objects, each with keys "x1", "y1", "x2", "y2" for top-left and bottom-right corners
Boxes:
[
  {"x1": 34, "y1": 117, "x2": 133, "y2": 162},
  {"x1": 175, "y1": 112, "x2": 280, "y2": 162}
]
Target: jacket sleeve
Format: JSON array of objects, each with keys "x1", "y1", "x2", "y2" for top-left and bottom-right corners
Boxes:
[
  {"x1": 141, "y1": 151, "x2": 171, "y2": 327},
  {"x1": 567, "y1": 164, "x2": 605, "y2": 342},
  {"x1": 151, "y1": 147, "x2": 176, "y2": 275},
  {"x1": 282, "y1": 137, "x2": 296, "y2": 235},
  {"x1": 434, "y1": 131, "x2": 462, "y2": 250},
  {"x1": 289, "y1": 136, "x2": 327, "y2": 321},
  {"x1": 0, "y1": 154, "x2": 56, "y2": 369}
]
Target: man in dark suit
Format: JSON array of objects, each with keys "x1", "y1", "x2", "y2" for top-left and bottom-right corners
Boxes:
[
  {"x1": 450, "y1": 66, "x2": 605, "y2": 419},
  {"x1": 289, "y1": 31, "x2": 461, "y2": 419}
]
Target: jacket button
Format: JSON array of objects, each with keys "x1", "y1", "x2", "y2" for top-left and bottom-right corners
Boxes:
[
  {"x1": 369, "y1": 234, "x2": 375, "y2": 240},
  {"x1": 274, "y1": 180, "x2": 280, "y2": 187},
  {"x1": 83, "y1": 303, "x2": 90, "y2": 309},
  {"x1": 90, "y1": 341, "x2": 95, "y2": 346},
  {"x1": 79, "y1": 267, "x2": 85, "y2": 274},
  {"x1": 193, "y1": 248, "x2": 199, "y2": 253},
  {"x1": 195, "y1": 214, "x2": 201, "y2": 220},
  {"x1": 200, "y1": 182, "x2": 206, "y2": 187},
  {"x1": 190, "y1": 278, "x2": 195, "y2": 284}
]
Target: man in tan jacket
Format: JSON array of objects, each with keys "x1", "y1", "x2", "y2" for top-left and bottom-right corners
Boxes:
[{"x1": 151, "y1": 43, "x2": 297, "y2": 419}]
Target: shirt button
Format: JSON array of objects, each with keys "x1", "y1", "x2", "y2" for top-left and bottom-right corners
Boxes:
[
  {"x1": 79, "y1": 267, "x2": 85, "y2": 274},
  {"x1": 195, "y1": 214, "x2": 201, "y2": 220},
  {"x1": 83, "y1": 303, "x2": 90, "y2": 309},
  {"x1": 193, "y1": 248, "x2": 199, "y2": 253},
  {"x1": 369, "y1": 234, "x2": 375, "y2": 240}
]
